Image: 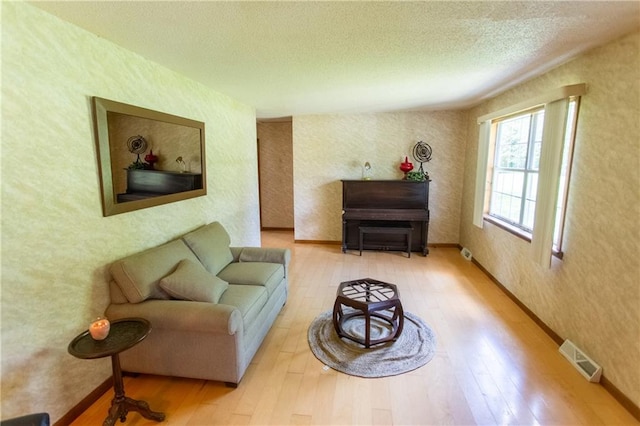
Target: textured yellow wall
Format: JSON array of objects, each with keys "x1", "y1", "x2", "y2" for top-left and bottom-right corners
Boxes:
[
  {"x1": 257, "y1": 122, "x2": 294, "y2": 228},
  {"x1": 460, "y1": 31, "x2": 640, "y2": 405},
  {"x1": 292, "y1": 111, "x2": 467, "y2": 244},
  {"x1": 1, "y1": 3, "x2": 259, "y2": 421}
]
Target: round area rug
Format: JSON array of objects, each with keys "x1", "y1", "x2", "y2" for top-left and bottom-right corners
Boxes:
[{"x1": 307, "y1": 310, "x2": 436, "y2": 378}]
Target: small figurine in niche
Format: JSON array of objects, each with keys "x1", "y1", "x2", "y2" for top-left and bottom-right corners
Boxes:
[
  {"x1": 127, "y1": 135, "x2": 148, "y2": 169},
  {"x1": 144, "y1": 150, "x2": 159, "y2": 169},
  {"x1": 176, "y1": 156, "x2": 187, "y2": 173}
]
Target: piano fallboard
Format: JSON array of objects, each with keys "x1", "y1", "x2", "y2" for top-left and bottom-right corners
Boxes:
[
  {"x1": 341, "y1": 180, "x2": 430, "y2": 256},
  {"x1": 343, "y1": 208, "x2": 429, "y2": 221}
]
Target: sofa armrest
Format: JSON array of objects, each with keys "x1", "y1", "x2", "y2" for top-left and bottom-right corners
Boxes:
[
  {"x1": 234, "y1": 247, "x2": 291, "y2": 272},
  {"x1": 105, "y1": 299, "x2": 242, "y2": 335}
]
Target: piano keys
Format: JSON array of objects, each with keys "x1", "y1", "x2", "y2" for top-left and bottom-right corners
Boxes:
[{"x1": 342, "y1": 180, "x2": 430, "y2": 256}]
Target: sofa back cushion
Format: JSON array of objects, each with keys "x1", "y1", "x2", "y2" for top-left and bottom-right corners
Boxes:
[
  {"x1": 182, "y1": 222, "x2": 234, "y2": 275},
  {"x1": 110, "y1": 239, "x2": 200, "y2": 304}
]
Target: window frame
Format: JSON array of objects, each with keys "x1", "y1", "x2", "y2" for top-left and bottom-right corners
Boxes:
[
  {"x1": 481, "y1": 97, "x2": 580, "y2": 259},
  {"x1": 487, "y1": 106, "x2": 545, "y2": 235}
]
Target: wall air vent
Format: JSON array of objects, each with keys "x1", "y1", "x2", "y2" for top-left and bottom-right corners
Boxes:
[
  {"x1": 559, "y1": 339, "x2": 602, "y2": 383},
  {"x1": 460, "y1": 247, "x2": 472, "y2": 261}
]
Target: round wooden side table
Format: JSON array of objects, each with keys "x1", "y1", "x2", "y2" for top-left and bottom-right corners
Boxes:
[{"x1": 68, "y1": 317, "x2": 165, "y2": 426}]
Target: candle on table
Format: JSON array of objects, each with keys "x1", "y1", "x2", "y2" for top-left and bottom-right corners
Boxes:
[{"x1": 89, "y1": 317, "x2": 110, "y2": 340}]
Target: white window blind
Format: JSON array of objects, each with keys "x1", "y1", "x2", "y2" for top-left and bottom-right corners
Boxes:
[
  {"x1": 531, "y1": 98, "x2": 570, "y2": 267},
  {"x1": 473, "y1": 121, "x2": 491, "y2": 228}
]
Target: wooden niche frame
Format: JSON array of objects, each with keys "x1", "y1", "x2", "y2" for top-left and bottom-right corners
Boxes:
[{"x1": 92, "y1": 96, "x2": 206, "y2": 216}]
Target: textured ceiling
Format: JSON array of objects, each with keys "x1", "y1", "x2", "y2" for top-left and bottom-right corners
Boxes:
[{"x1": 31, "y1": 1, "x2": 640, "y2": 118}]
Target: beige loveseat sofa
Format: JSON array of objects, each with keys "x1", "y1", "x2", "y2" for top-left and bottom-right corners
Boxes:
[{"x1": 105, "y1": 222, "x2": 290, "y2": 386}]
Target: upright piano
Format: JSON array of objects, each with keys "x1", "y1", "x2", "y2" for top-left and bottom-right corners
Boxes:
[
  {"x1": 117, "y1": 169, "x2": 203, "y2": 202},
  {"x1": 342, "y1": 180, "x2": 430, "y2": 256}
]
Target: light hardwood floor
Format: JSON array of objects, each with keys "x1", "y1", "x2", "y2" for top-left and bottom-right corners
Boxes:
[{"x1": 71, "y1": 231, "x2": 638, "y2": 425}]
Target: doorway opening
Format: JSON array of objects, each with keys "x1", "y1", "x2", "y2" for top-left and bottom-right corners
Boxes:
[{"x1": 256, "y1": 117, "x2": 294, "y2": 231}]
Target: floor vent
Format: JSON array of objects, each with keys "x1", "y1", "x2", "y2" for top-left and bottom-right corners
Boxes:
[{"x1": 559, "y1": 339, "x2": 602, "y2": 382}]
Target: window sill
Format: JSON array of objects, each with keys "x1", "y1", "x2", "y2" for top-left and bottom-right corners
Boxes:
[
  {"x1": 483, "y1": 215, "x2": 531, "y2": 242},
  {"x1": 482, "y1": 215, "x2": 564, "y2": 259}
]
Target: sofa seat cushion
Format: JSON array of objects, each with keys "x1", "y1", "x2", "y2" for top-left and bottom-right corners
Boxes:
[
  {"x1": 159, "y1": 259, "x2": 229, "y2": 303},
  {"x1": 217, "y1": 262, "x2": 284, "y2": 296},
  {"x1": 182, "y1": 222, "x2": 234, "y2": 275},
  {"x1": 219, "y1": 284, "x2": 268, "y2": 330},
  {"x1": 110, "y1": 239, "x2": 201, "y2": 304}
]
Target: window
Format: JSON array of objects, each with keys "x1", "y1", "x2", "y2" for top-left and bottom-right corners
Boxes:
[
  {"x1": 488, "y1": 107, "x2": 545, "y2": 234},
  {"x1": 473, "y1": 84, "x2": 584, "y2": 267}
]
